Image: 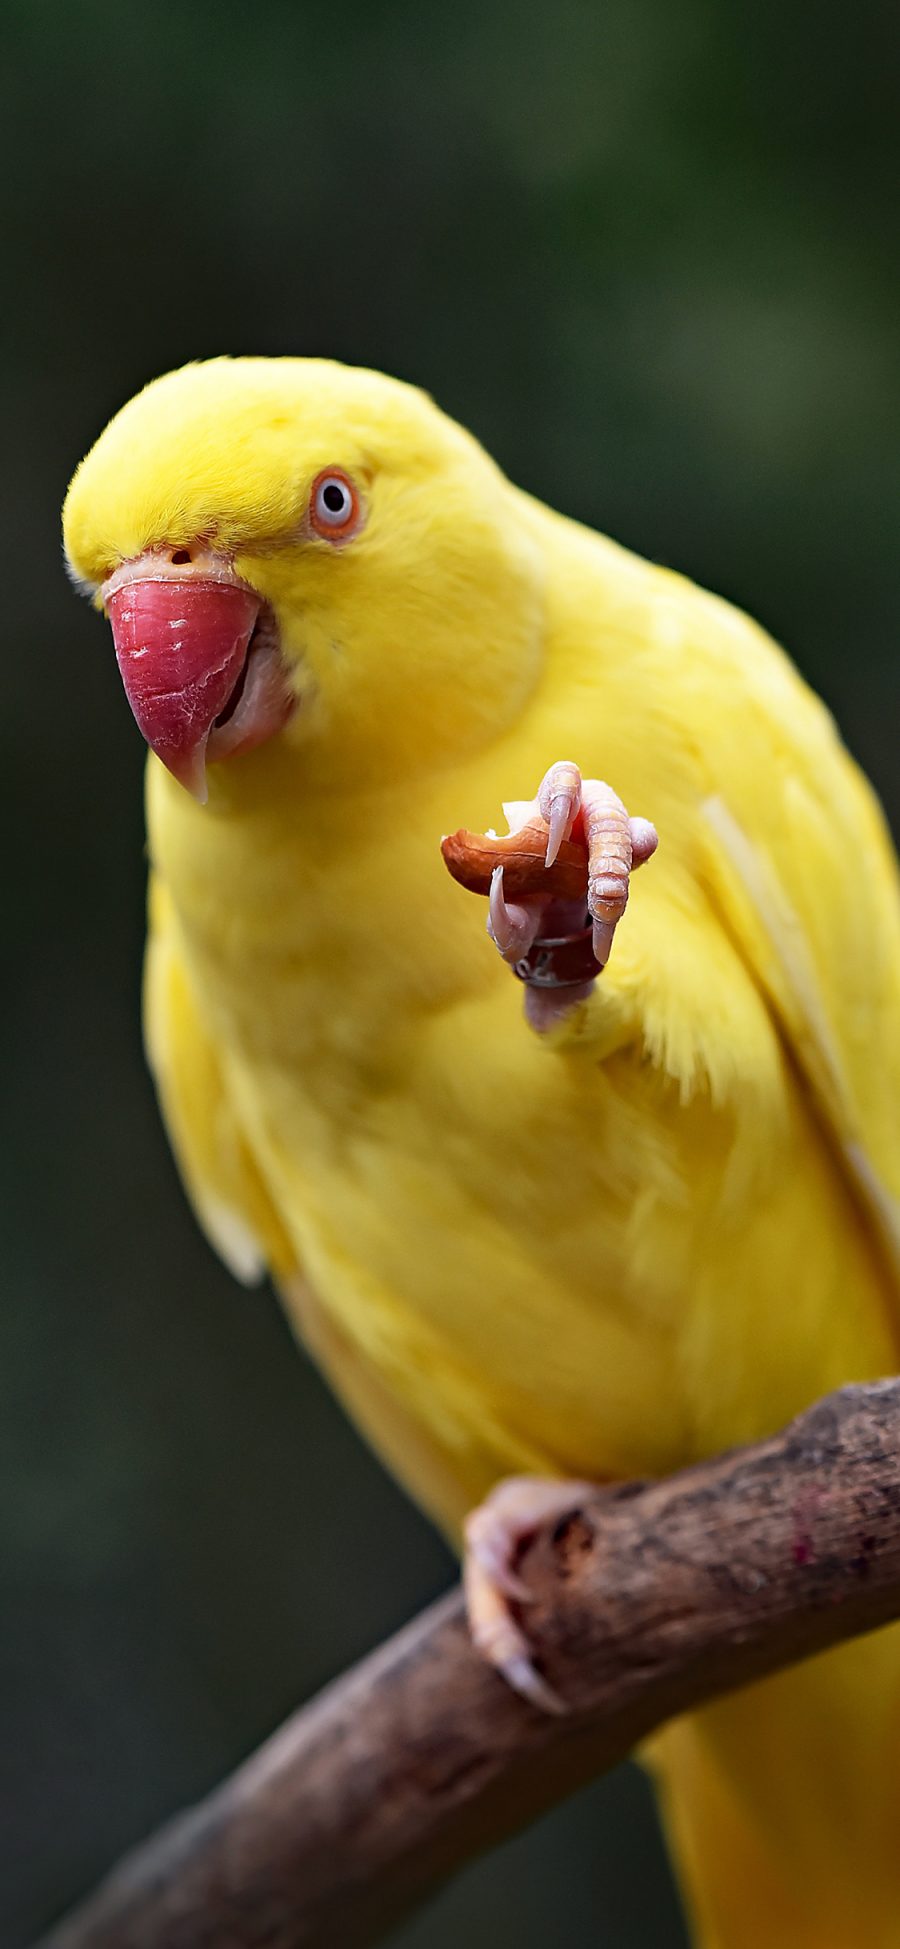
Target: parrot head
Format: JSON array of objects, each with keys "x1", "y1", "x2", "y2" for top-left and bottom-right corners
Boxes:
[{"x1": 63, "y1": 358, "x2": 544, "y2": 802}]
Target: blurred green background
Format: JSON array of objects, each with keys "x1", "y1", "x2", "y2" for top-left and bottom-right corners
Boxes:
[{"x1": 2, "y1": 1, "x2": 897, "y2": 1943}]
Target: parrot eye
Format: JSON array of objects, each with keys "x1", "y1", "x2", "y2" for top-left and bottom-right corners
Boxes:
[{"x1": 309, "y1": 469, "x2": 361, "y2": 543}]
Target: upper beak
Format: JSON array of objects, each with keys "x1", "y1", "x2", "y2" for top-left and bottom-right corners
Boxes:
[{"x1": 103, "y1": 551, "x2": 262, "y2": 802}]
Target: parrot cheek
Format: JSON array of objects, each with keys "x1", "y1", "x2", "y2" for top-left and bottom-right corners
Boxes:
[{"x1": 104, "y1": 572, "x2": 293, "y2": 802}]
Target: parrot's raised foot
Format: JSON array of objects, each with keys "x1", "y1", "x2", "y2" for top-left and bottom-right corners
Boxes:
[
  {"x1": 486, "y1": 762, "x2": 657, "y2": 1029},
  {"x1": 463, "y1": 1473, "x2": 596, "y2": 1714},
  {"x1": 440, "y1": 761, "x2": 657, "y2": 1028}
]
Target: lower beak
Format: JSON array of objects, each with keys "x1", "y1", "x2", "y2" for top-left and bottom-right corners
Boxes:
[{"x1": 105, "y1": 572, "x2": 261, "y2": 802}]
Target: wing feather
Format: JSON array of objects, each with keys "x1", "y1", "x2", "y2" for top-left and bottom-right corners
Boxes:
[{"x1": 692, "y1": 625, "x2": 900, "y2": 1288}]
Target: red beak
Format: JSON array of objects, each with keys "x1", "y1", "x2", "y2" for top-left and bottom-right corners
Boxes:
[{"x1": 106, "y1": 574, "x2": 261, "y2": 802}]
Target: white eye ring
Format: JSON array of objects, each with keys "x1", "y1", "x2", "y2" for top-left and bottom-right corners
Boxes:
[{"x1": 313, "y1": 475, "x2": 354, "y2": 526}]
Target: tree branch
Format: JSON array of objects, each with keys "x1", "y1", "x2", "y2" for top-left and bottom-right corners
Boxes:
[{"x1": 39, "y1": 1379, "x2": 900, "y2": 1949}]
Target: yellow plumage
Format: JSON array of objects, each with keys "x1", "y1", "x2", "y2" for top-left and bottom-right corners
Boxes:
[{"x1": 64, "y1": 357, "x2": 900, "y2": 1946}]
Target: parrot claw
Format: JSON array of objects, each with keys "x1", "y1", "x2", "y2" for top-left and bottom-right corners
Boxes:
[
  {"x1": 487, "y1": 866, "x2": 542, "y2": 964},
  {"x1": 538, "y1": 759, "x2": 582, "y2": 867},
  {"x1": 501, "y1": 1655, "x2": 567, "y2": 1716},
  {"x1": 463, "y1": 1474, "x2": 596, "y2": 1716}
]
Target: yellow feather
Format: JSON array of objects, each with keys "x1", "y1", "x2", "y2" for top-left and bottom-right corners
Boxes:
[{"x1": 64, "y1": 358, "x2": 900, "y2": 1945}]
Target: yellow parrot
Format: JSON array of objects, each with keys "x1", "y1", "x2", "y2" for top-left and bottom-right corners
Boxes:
[{"x1": 63, "y1": 356, "x2": 900, "y2": 1948}]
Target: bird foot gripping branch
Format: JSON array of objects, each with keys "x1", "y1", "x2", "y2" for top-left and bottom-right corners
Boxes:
[
  {"x1": 463, "y1": 1473, "x2": 601, "y2": 1712},
  {"x1": 441, "y1": 760, "x2": 658, "y2": 1030}
]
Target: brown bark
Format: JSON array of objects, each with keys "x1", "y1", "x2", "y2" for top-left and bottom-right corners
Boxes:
[{"x1": 39, "y1": 1378, "x2": 900, "y2": 1949}]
